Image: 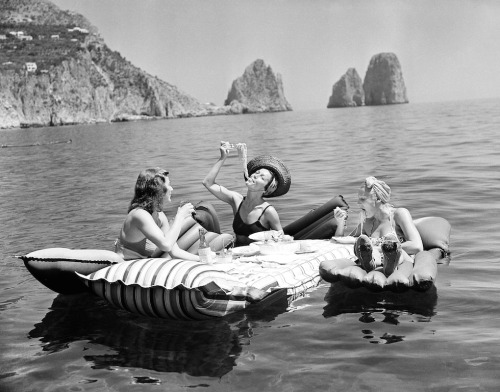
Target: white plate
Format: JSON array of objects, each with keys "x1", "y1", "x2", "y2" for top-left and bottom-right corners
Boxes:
[
  {"x1": 248, "y1": 231, "x2": 277, "y2": 241},
  {"x1": 248, "y1": 231, "x2": 294, "y2": 242},
  {"x1": 331, "y1": 236, "x2": 356, "y2": 244},
  {"x1": 232, "y1": 245, "x2": 260, "y2": 257},
  {"x1": 295, "y1": 249, "x2": 318, "y2": 254}
]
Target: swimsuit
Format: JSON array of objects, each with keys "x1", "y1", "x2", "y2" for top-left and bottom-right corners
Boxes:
[
  {"x1": 115, "y1": 211, "x2": 166, "y2": 260},
  {"x1": 115, "y1": 237, "x2": 159, "y2": 260},
  {"x1": 232, "y1": 199, "x2": 270, "y2": 246},
  {"x1": 358, "y1": 210, "x2": 412, "y2": 267},
  {"x1": 359, "y1": 210, "x2": 406, "y2": 245}
]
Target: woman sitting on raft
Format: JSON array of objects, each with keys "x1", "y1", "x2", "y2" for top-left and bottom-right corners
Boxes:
[
  {"x1": 115, "y1": 167, "x2": 200, "y2": 261},
  {"x1": 332, "y1": 176, "x2": 423, "y2": 278},
  {"x1": 203, "y1": 142, "x2": 291, "y2": 247}
]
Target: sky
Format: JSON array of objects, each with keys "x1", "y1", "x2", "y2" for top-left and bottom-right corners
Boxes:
[{"x1": 50, "y1": 0, "x2": 500, "y2": 110}]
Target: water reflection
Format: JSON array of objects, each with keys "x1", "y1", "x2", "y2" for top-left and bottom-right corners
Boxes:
[
  {"x1": 322, "y1": 282, "x2": 438, "y2": 319},
  {"x1": 322, "y1": 282, "x2": 438, "y2": 344},
  {"x1": 28, "y1": 290, "x2": 290, "y2": 378}
]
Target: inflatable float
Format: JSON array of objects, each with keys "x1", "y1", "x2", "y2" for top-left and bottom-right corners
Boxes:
[
  {"x1": 19, "y1": 197, "x2": 450, "y2": 320},
  {"x1": 319, "y1": 216, "x2": 451, "y2": 292},
  {"x1": 19, "y1": 198, "x2": 355, "y2": 320},
  {"x1": 75, "y1": 240, "x2": 352, "y2": 320},
  {"x1": 283, "y1": 195, "x2": 349, "y2": 240},
  {"x1": 18, "y1": 202, "x2": 230, "y2": 295}
]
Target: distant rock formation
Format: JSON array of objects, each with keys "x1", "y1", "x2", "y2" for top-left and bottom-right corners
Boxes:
[
  {"x1": 327, "y1": 68, "x2": 364, "y2": 108},
  {"x1": 363, "y1": 53, "x2": 408, "y2": 105},
  {"x1": 224, "y1": 59, "x2": 292, "y2": 113},
  {"x1": 0, "y1": 0, "x2": 234, "y2": 129}
]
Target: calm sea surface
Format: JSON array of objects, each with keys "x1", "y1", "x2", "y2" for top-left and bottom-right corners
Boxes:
[{"x1": 1, "y1": 99, "x2": 499, "y2": 391}]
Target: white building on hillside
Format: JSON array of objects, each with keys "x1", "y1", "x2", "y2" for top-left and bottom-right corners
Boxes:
[
  {"x1": 25, "y1": 62, "x2": 37, "y2": 72},
  {"x1": 68, "y1": 27, "x2": 89, "y2": 34}
]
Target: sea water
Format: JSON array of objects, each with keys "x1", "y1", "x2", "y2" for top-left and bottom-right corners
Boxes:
[{"x1": 1, "y1": 98, "x2": 499, "y2": 391}]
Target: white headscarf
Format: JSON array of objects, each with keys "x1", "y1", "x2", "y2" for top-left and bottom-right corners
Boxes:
[{"x1": 365, "y1": 176, "x2": 391, "y2": 204}]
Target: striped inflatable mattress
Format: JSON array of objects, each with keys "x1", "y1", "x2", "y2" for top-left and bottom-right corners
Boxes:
[{"x1": 77, "y1": 240, "x2": 353, "y2": 320}]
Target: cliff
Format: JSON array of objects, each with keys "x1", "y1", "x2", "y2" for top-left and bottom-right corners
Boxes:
[
  {"x1": 363, "y1": 52, "x2": 408, "y2": 105},
  {"x1": 327, "y1": 68, "x2": 364, "y2": 108},
  {"x1": 224, "y1": 59, "x2": 292, "y2": 113},
  {"x1": 0, "y1": 0, "x2": 229, "y2": 129}
]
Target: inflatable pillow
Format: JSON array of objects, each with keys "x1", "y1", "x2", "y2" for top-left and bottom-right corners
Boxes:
[
  {"x1": 19, "y1": 248, "x2": 124, "y2": 294},
  {"x1": 283, "y1": 196, "x2": 349, "y2": 240},
  {"x1": 77, "y1": 258, "x2": 268, "y2": 320},
  {"x1": 192, "y1": 201, "x2": 221, "y2": 234},
  {"x1": 414, "y1": 217, "x2": 451, "y2": 253}
]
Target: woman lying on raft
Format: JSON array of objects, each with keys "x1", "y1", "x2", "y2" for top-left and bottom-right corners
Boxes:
[
  {"x1": 332, "y1": 176, "x2": 423, "y2": 282},
  {"x1": 203, "y1": 142, "x2": 291, "y2": 247},
  {"x1": 115, "y1": 167, "x2": 200, "y2": 261}
]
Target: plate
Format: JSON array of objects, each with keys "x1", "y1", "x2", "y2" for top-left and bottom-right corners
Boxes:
[
  {"x1": 248, "y1": 231, "x2": 293, "y2": 242},
  {"x1": 295, "y1": 249, "x2": 317, "y2": 254},
  {"x1": 232, "y1": 245, "x2": 260, "y2": 257}
]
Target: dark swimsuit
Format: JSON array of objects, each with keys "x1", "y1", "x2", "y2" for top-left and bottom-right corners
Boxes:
[{"x1": 232, "y1": 199, "x2": 271, "y2": 246}]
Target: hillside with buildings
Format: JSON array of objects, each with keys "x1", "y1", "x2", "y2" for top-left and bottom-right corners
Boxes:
[{"x1": 0, "y1": 0, "x2": 225, "y2": 129}]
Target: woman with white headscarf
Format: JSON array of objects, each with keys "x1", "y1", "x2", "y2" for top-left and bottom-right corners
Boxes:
[{"x1": 332, "y1": 176, "x2": 423, "y2": 277}]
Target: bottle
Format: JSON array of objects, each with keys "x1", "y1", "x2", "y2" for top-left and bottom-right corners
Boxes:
[
  {"x1": 198, "y1": 228, "x2": 213, "y2": 264},
  {"x1": 343, "y1": 208, "x2": 349, "y2": 236}
]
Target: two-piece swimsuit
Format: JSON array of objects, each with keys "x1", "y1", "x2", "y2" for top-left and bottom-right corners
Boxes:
[
  {"x1": 359, "y1": 211, "x2": 410, "y2": 267},
  {"x1": 115, "y1": 211, "x2": 165, "y2": 260}
]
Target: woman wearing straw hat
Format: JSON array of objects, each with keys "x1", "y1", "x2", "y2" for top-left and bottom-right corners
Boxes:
[
  {"x1": 332, "y1": 176, "x2": 423, "y2": 277},
  {"x1": 203, "y1": 142, "x2": 291, "y2": 247}
]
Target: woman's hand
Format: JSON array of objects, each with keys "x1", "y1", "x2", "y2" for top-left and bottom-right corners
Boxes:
[
  {"x1": 176, "y1": 202, "x2": 195, "y2": 220},
  {"x1": 219, "y1": 141, "x2": 233, "y2": 159},
  {"x1": 334, "y1": 207, "x2": 348, "y2": 224}
]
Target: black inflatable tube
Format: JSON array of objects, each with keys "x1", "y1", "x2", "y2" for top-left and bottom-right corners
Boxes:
[
  {"x1": 283, "y1": 196, "x2": 349, "y2": 239},
  {"x1": 194, "y1": 201, "x2": 221, "y2": 234}
]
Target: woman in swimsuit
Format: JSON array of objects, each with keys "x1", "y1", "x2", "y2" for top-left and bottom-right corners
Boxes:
[
  {"x1": 115, "y1": 167, "x2": 200, "y2": 261},
  {"x1": 333, "y1": 176, "x2": 423, "y2": 277},
  {"x1": 203, "y1": 142, "x2": 291, "y2": 247}
]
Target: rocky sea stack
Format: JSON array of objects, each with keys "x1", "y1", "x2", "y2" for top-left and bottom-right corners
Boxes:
[
  {"x1": 224, "y1": 59, "x2": 292, "y2": 113},
  {"x1": 363, "y1": 52, "x2": 408, "y2": 105},
  {"x1": 0, "y1": 0, "x2": 232, "y2": 129},
  {"x1": 327, "y1": 68, "x2": 364, "y2": 108}
]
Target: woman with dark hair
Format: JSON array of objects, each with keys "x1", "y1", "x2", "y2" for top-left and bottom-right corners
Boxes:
[
  {"x1": 115, "y1": 167, "x2": 200, "y2": 261},
  {"x1": 203, "y1": 142, "x2": 291, "y2": 246}
]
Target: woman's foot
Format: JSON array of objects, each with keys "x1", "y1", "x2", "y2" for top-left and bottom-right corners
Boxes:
[
  {"x1": 355, "y1": 235, "x2": 376, "y2": 272},
  {"x1": 381, "y1": 234, "x2": 401, "y2": 276}
]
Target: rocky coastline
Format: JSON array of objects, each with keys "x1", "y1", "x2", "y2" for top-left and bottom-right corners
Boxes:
[
  {"x1": 0, "y1": 0, "x2": 292, "y2": 129},
  {"x1": 0, "y1": 0, "x2": 410, "y2": 129}
]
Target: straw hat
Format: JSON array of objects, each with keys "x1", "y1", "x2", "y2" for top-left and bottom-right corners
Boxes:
[{"x1": 246, "y1": 155, "x2": 291, "y2": 198}]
